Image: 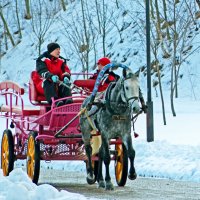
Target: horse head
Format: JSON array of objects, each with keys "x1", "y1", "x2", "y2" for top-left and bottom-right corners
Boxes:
[{"x1": 120, "y1": 68, "x2": 140, "y2": 113}]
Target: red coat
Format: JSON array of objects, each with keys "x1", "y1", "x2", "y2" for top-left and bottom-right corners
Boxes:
[
  {"x1": 89, "y1": 70, "x2": 119, "y2": 92},
  {"x1": 32, "y1": 51, "x2": 70, "y2": 95}
]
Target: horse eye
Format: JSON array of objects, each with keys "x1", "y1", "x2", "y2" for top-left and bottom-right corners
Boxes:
[{"x1": 125, "y1": 86, "x2": 129, "y2": 90}]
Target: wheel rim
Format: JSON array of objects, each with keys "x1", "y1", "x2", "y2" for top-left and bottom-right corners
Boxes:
[
  {"x1": 115, "y1": 144, "x2": 123, "y2": 182},
  {"x1": 1, "y1": 134, "x2": 9, "y2": 176},
  {"x1": 27, "y1": 136, "x2": 35, "y2": 179}
]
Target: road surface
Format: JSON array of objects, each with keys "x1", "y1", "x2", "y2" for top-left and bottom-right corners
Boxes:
[{"x1": 39, "y1": 169, "x2": 200, "y2": 200}]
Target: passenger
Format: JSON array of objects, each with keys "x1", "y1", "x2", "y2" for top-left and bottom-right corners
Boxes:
[
  {"x1": 90, "y1": 57, "x2": 147, "y2": 112},
  {"x1": 89, "y1": 57, "x2": 120, "y2": 92},
  {"x1": 33, "y1": 42, "x2": 72, "y2": 107}
]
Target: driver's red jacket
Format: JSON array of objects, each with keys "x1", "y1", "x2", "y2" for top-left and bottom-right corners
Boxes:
[{"x1": 32, "y1": 51, "x2": 71, "y2": 95}]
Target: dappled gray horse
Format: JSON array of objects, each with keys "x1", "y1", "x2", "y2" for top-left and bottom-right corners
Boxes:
[{"x1": 80, "y1": 68, "x2": 140, "y2": 190}]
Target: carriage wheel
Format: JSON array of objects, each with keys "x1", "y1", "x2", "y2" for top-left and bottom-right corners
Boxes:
[
  {"x1": 115, "y1": 143, "x2": 128, "y2": 186},
  {"x1": 27, "y1": 131, "x2": 40, "y2": 184},
  {"x1": 1, "y1": 129, "x2": 14, "y2": 176},
  {"x1": 86, "y1": 158, "x2": 99, "y2": 184}
]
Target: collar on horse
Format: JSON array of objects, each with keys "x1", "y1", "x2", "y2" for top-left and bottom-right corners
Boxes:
[{"x1": 105, "y1": 82, "x2": 129, "y2": 116}]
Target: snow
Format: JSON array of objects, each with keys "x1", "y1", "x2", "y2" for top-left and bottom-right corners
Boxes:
[
  {"x1": 0, "y1": 0, "x2": 200, "y2": 199},
  {"x1": 0, "y1": 97, "x2": 199, "y2": 200},
  {"x1": 0, "y1": 168, "x2": 93, "y2": 200}
]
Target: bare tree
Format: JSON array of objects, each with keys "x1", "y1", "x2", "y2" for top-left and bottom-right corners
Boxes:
[
  {"x1": 133, "y1": 0, "x2": 200, "y2": 122},
  {"x1": 0, "y1": 6, "x2": 15, "y2": 47},
  {"x1": 15, "y1": 0, "x2": 22, "y2": 39},
  {"x1": 80, "y1": 0, "x2": 90, "y2": 73},
  {"x1": 150, "y1": 36, "x2": 167, "y2": 125},
  {"x1": 164, "y1": 0, "x2": 200, "y2": 116},
  {"x1": 30, "y1": 0, "x2": 56, "y2": 55},
  {"x1": 24, "y1": 0, "x2": 31, "y2": 19},
  {"x1": 60, "y1": 0, "x2": 98, "y2": 75},
  {"x1": 60, "y1": 0, "x2": 67, "y2": 11},
  {"x1": 94, "y1": 0, "x2": 114, "y2": 56}
]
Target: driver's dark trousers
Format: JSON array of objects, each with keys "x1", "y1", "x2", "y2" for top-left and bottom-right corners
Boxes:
[{"x1": 43, "y1": 80, "x2": 72, "y2": 105}]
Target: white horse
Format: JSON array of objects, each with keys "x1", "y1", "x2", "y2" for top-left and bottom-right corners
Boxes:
[{"x1": 80, "y1": 67, "x2": 140, "y2": 190}]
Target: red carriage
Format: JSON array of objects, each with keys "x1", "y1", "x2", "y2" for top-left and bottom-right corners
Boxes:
[{"x1": 0, "y1": 72, "x2": 131, "y2": 186}]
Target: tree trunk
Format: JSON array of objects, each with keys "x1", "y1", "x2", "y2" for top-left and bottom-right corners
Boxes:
[
  {"x1": 170, "y1": 2, "x2": 177, "y2": 117},
  {"x1": 162, "y1": 0, "x2": 171, "y2": 41},
  {"x1": 157, "y1": 62, "x2": 166, "y2": 125},
  {"x1": 150, "y1": 0, "x2": 155, "y2": 19},
  {"x1": 115, "y1": 0, "x2": 119, "y2": 9},
  {"x1": 0, "y1": 10, "x2": 15, "y2": 47},
  {"x1": 80, "y1": 0, "x2": 90, "y2": 73},
  {"x1": 154, "y1": 0, "x2": 168, "y2": 56},
  {"x1": 24, "y1": 0, "x2": 32, "y2": 19},
  {"x1": 102, "y1": 0, "x2": 106, "y2": 56},
  {"x1": 60, "y1": 0, "x2": 67, "y2": 11},
  {"x1": 95, "y1": 0, "x2": 101, "y2": 34},
  {"x1": 15, "y1": 0, "x2": 22, "y2": 38}
]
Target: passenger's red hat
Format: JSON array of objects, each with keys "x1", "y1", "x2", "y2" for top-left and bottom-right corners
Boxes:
[{"x1": 97, "y1": 57, "x2": 111, "y2": 66}]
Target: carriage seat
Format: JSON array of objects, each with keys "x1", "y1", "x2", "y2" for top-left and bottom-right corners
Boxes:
[
  {"x1": 73, "y1": 79, "x2": 96, "y2": 92},
  {"x1": 0, "y1": 80, "x2": 41, "y2": 116},
  {"x1": 29, "y1": 71, "x2": 49, "y2": 105},
  {"x1": 29, "y1": 71, "x2": 86, "y2": 105}
]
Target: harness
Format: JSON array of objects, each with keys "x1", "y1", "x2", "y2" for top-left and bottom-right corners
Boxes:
[
  {"x1": 105, "y1": 82, "x2": 129, "y2": 115},
  {"x1": 82, "y1": 70, "x2": 140, "y2": 131},
  {"x1": 121, "y1": 73, "x2": 139, "y2": 102}
]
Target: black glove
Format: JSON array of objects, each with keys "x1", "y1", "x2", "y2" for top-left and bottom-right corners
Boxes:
[{"x1": 63, "y1": 77, "x2": 71, "y2": 85}]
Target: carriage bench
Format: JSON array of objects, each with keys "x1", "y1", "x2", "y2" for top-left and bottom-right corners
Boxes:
[
  {"x1": 73, "y1": 79, "x2": 96, "y2": 92},
  {"x1": 0, "y1": 81, "x2": 41, "y2": 116}
]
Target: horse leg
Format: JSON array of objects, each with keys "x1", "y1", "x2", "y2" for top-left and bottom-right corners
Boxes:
[
  {"x1": 102, "y1": 138, "x2": 114, "y2": 190},
  {"x1": 123, "y1": 135, "x2": 137, "y2": 180},
  {"x1": 85, "y1": 141, "x2": 95, "y2": 184},
  {"x1": 97, "y1": 145, "x2": 105, "y2": 188}
]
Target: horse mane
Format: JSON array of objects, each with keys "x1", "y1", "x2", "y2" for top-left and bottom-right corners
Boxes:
[{"x1": 104, "y1": 78, "x2": 129, "y2": 115}]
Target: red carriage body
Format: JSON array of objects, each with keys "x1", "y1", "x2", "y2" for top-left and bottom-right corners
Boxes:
[{"x1": 0, "y1": 72, "x2": 129, "y2": 186}]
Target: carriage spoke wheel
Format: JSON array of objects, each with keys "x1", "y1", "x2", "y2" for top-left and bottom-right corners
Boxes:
[
  {"x1": 115, "y1": 143, "x2": 128, "y2": 186},
  {"x1": 27, "y1": 131, "x2": 40, "y2": 184},
  {"x1": 1, "y1": 129, "x2": 14, "y2": 176}
]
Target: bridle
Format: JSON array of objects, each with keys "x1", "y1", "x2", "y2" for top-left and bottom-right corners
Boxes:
[
  {"x1": 120, "y1": 73, "x2": 139, "y2": 103},
  {"x1": 105, "y1": 73, "x2": 139, "y2": 115}
]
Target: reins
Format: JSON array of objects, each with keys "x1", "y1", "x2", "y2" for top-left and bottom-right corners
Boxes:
[{"x1": 131, "y1": 110, "x2": 143, "y2": 138}]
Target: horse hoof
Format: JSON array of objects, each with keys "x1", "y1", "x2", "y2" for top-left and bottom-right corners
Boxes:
[
  {"x1": 105, "y1": 182, "x2": 114, "y2": 190},
  {"x1": 86, "y1": 174, "x2": 96, "y2": 185},
  {"x1": 98, "y1": 180, "x2": 105, "y2": 188},
  {"x1": 128, "y1": 172, "x2": 137, "y2": 180}
]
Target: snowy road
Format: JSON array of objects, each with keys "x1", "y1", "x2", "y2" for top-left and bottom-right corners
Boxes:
[{"x1": 39, "y1": 169, "x2": 200, "y2": 200}]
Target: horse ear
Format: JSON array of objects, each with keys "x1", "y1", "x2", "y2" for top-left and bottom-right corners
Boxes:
[{"x1": 135, "y1": 69, "x2": 140, "y2": 77}]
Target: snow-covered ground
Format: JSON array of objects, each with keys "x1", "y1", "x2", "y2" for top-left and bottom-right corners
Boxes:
[
  {"x1": 0, "y1": 96, "x2": 200, "y2": 200},
  {"x1": 0, "y1": 1, "x2": 200, "y2": 199}
]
